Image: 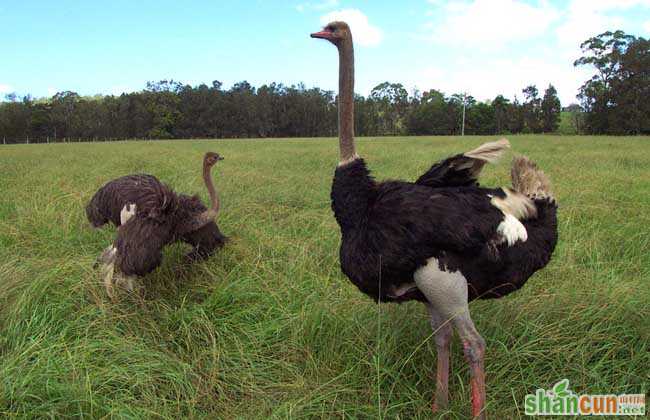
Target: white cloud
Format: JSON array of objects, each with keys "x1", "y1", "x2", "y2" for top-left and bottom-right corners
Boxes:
[
  {"x1": 422, "y1": 0, "x2": 650, "y2": 51},
  {"x1": 296, "y1": 0, "x2": 339, "y2": 13},
  {"x1": 0, "y1": 84, "x2": 12, "y2": 94},
  {"x1": 566, "y1": 0, "x2": 650, "y2": 14},
  {"x1": 555, "y1": 12, "x2": 621, "y2": 51},
  {"x1": 555, "y1": 0, "x2": 649, "y2": 56},
  {"x1": 410, "y1": 54, "x2": 591, "y2": 105},
  {"x1": 410, "y1": 0, "x2": 650, "y2": 104},
  {"x1": 424, "y1": 0, "x2": 560, "y2": 50},
  {"x1": 320, "y1": 9, "x2": 383, "y2": 47}
]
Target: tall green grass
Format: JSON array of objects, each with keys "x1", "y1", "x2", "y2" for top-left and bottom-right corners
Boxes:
[{"x1": 0, "y1": 135, "x2": 648, "y2": 418}]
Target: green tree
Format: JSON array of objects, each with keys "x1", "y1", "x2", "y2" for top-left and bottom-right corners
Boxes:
[
  {"x1": 492, "y1": 95, "x2": 510, "y2": 134},
  {"x1": 407, "y1": 89, "x2": 456, "y2": 135},
  {"x1": 522, "y1": 85, "x2": 542, "y2": 133},
  {"x1": 50, "y1": 91, "x2": 80, "y2": 140},
  {"x1": 369, "y1": 82, "x2": 409, "y2": 135},
  {"x1": 466, "y1": 102, "x2": 495, "y2": 135},
  {"x1": 0, "y1": 94, "x2": 32, "y2": 143},
  {"x1": 574, "y1": 30, "x2": 649, "y2": 134},
  {"x1": 541, "y1": 84, "x2": 561, "y2": 132},
  {"x1": 610, "y1": 36, "x2": 650, "y2": 134}
]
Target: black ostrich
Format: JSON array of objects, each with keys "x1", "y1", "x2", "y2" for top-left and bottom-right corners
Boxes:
[
  {"x1": 312, "y1": 22, "x2": 558, "y2": 419},
  {"x1": 86, "y1": 152, "x2": 228, "y2": 298}
]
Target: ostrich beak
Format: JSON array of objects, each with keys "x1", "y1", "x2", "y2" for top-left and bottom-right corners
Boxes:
[
  {"x1": 311, "y1": 30, "x2": 333, "y2": 40},
  {"x1": 217, "y1": 156, "x2": 224, "y2": 161}
]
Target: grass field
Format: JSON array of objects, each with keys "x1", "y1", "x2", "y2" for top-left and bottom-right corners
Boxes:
[{"x1": 0, "y1": 135, "x2": 648, "y2": 419}]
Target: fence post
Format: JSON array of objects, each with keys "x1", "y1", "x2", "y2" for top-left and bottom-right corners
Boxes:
[{"x1": 26, "y1": 135, "x2": 29, "y2": 144}]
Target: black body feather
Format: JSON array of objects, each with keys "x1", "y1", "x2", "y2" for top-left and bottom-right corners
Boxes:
[{"x1": 332, "y1": 159, "x2": 557, "y2": 303}]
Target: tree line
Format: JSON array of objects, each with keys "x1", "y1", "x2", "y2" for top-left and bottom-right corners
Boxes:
[
  {"x1": 0, "y1": 31, "x2": 647, "y2": 144},
  {"x1": 0, "y1": 80, "x2": 564, "y2": 144}
]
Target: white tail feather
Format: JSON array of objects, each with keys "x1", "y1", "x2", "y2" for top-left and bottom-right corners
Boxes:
[{"x1": 464, "y1": 138, "x2": 511, "y2": 163}]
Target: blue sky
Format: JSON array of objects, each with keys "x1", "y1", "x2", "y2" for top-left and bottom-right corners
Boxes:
[{"x1": 1, "y1": 0, "x2": 649, "y2": 104}]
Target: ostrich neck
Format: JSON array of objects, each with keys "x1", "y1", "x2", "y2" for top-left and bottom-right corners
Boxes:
[
  {"x1": 176, "y1": 161, "x2": 220, "y2": 235},
  {"x1": 203, "y1": 163, "x2": 219, "y2": 217},
  {"x1": 330, "y1": 36, "x2": 372, "y2": 232},
  {"x1": 338, "y1": 38, "x2": 357, "y2": 163}
]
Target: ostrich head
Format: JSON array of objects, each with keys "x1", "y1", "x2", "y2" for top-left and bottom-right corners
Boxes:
[
  {"x1": 310, "y1": 21, "x2": 351, "y2": 46},
  {"x1": 204, "y1": 152, "x2": 224, "y2": 167}
]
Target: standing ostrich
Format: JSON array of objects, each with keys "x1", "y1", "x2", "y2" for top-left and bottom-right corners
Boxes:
[
  {"x1": 86, "y1": 152, "x2": 227, "y2": 298},
  {"x1": 311, "y1": 22, "x2": 558, "y2": 418}
]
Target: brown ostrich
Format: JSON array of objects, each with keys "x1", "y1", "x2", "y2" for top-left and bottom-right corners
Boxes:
[
  {"x1": 86, "y1": 152, "x2": 228, "y2": 298},
  {"x1": 311, "y1": 21, "x2": 558, "y2": 419}
]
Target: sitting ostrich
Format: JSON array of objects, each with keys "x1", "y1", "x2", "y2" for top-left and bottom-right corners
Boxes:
[
  {"x1": 86, "y1": 152, "x2": 227, "y2": 298},
  {"x1": 312, "y1": 22, "x2": 558, "y2": 419}
]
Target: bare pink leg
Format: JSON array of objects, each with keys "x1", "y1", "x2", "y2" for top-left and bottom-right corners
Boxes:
[
  {"x1": 413, "y1": 260, "x2": 486, "y2": 418},
  {"x1": 427, "y1": 305, "x2": 452, "y2": 413},
  {"x1": 456, "y1": 316, "x2": 487, "y2": 420},
  {"x1": 433, "y1": 336, "x2": 451, "y2": 412}
]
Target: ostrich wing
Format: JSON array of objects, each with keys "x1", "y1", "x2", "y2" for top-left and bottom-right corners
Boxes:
[
  {"x1": 86, "y1": 174, "x2": 178, "y2": 228},
  {"x1": 115, "y1": 217, "x2": 174, "y2": 277},
  {"x1": 415, "y1": 153, "x2": 484, "y2": 188},
  {"x1": 415, "y1": 139, "x2": 510, "y2": 189},
  {"x1": 368, "y1": 182, "x2": 508, "y2": 254}
]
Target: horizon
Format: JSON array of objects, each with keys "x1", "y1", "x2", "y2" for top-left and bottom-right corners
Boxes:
[{"x1": 2, "y1": 0, "x2": 650, "y2": 105}]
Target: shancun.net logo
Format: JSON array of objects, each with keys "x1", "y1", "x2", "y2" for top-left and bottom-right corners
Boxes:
[{"x1": 524, "y1": 379, "x2": 646, "y2": 416}]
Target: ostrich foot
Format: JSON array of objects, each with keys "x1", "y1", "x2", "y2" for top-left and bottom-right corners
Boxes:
[
  {"x1": 115, "y1": 273, "x2": 139, "y2": 295},
  {"x1": 431, "y1": 401, "x2": 447, "y2": 414}
]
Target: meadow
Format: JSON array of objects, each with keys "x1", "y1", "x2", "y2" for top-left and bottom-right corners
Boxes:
[{"x1": 0, "y1": 135, "x2": 648, "y2": 419}]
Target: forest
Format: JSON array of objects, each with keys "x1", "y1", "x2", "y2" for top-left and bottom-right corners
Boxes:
[{"x1": 0, "y1": 31, "x2": 647, "y2": 143}]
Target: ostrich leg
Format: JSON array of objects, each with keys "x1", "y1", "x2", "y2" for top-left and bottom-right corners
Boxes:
[
  {"x1": 99, "y1": 203, "x2": 138, "y2": 300},
  {"x1": 427, "y1": 304, "x2": 453, "y2": 413},
  {"x1": 113, "y1": 203, "x2": 138, "y2": 296},
  {"x1": 100, "y1": 246, "x2": 117, "y2": 299},
  {"x1": 414, "y1": 258, "x2": 487, "y2": 420},
  {"x1": 453, "y1": 312, "x2": 486, "y2": 419}
]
